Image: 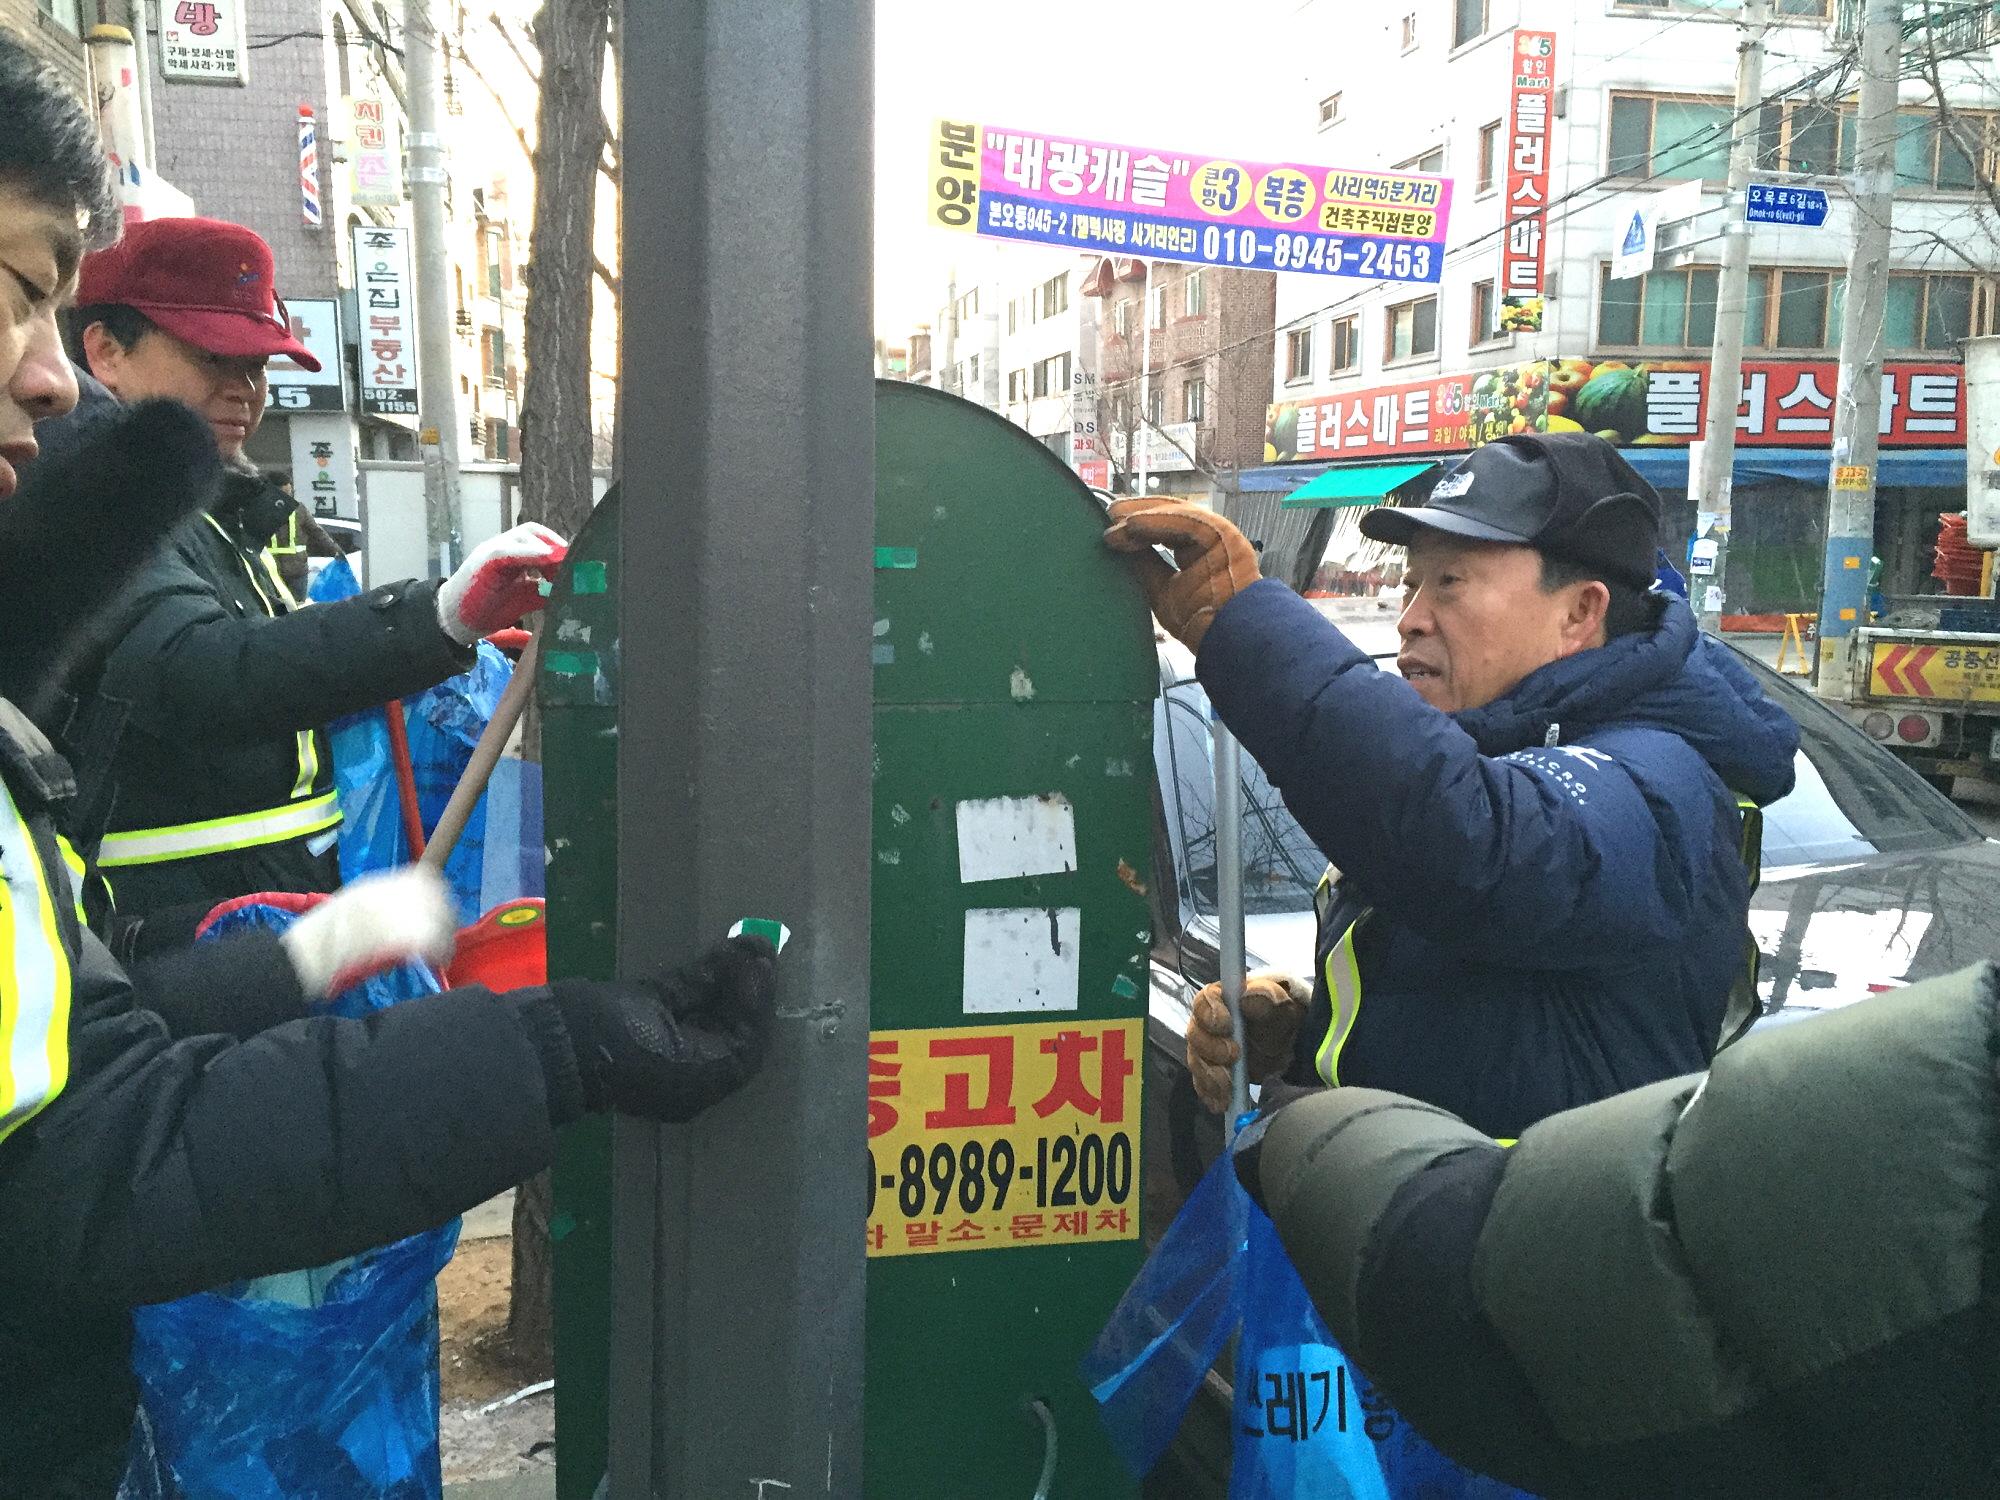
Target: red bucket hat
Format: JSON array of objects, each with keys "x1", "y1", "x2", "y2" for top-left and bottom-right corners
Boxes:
[{"x1": 77, "y1": 217, "x2": 321, "y2": 371}]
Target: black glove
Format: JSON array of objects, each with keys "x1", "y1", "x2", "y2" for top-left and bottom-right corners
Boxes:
[
  {"x1": 535, "y1": 934, "x2": 777, "y2": 1124},
  {"x1": 1231, "y1": 1075, "x2": 1323, "y2": 1213}
]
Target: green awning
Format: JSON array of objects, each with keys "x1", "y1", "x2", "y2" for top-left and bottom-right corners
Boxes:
[{"x1": 1280, "y1": 460, "x2": 1441, "y2": 509}]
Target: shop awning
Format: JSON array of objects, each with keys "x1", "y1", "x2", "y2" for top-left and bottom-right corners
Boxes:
[
  {"x1": 1280, "y1": 460, "x2": 1441, "y2": 508},
  {"x1": 1617, "y1": 447, "x2": 1966, "y2": 489}
]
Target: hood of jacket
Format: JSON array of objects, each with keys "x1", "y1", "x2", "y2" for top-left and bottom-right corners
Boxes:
[
  {"x1": 1452, "y1": 595, "x2": 1800, "y2": 806},
  {"x1": 0, "y1": 400, "x2": 221, "y2": 721}
]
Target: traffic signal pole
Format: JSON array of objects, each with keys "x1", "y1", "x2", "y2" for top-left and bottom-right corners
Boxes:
[
  {"x1": 610, "y1": 3, "x2": 874, "y2": 1496},
  {"x1": 1815, "y1": 0, "x2": 1902, "y2": 695},
  {"x1": 1691, "y1": 0, "x2": 1767, "y2": 634}
]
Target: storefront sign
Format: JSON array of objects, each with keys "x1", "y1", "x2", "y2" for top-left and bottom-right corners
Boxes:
[
  {"x1": 927, "y1": 118, "x2": 1450, "y2": 283},
  {"x1": 160, "y1": 0, "x2": 247, "y2": 82},
  {"x1": 348, "y1": 96, "x2": 402, "y2": 208},
  {"x1": 1500, "y1": 30, "x2": 1557, "y2": 330},
  {"x1": 287, "y1": 413, "x2": 359, "y2": 522},
  {"x1": 264, "y1": 298, "x2": 344, "y2": 413},
  {"x1": 866, "y1": 1019, "x2": 1141, "y2": 1259},
  {"x1": 1266, "y1": 358, "x2": 1966, "y2": 462},
  {"x1": 350, "y1": 226, "x2": 419, "y2": 419}
]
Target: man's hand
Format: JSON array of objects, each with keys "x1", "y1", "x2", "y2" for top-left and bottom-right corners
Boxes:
[
  {"x1": 437, "y1": 522, "x2": 568, "y2": 645},
  {"x1": 1103, "y1": 498, "x2": 1262, "y2": 653},
  {"x1": 547, "y1": 934, "x2": 777, "y2": 1122},
  {"x1": 1184, "y1": 970, "x2": 1311, "y2": 1114},
  {"x1": 272, "y1": 867, "x2": 457, "y2": 997}
]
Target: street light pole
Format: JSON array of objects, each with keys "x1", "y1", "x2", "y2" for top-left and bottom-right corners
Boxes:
[
  {"x1": 1692, "y1": 0, "x2": 1769, "y2": 633},
  {"x1": 611, "y1": 2, "x2": 873, "y2": 1495},
  {"x1": 1815, "y1": 0, "x2": 1902, "y2": 695},
  {"x1": 403, "y1": 0, "x2": 464, "y2": 578}
]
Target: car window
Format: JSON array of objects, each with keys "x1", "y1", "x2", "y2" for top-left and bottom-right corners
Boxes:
[
  {"x1": 1730, "y1": 650, "x2": 1981, "y2": 866},
  {"x1": 1155, "y1": 679, "x2": 1323, "y2": 918}
]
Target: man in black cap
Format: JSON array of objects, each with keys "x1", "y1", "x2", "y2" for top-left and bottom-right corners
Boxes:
[{"x1": 1106, "y1": 432, "x2": 1800, "y2": 1141}]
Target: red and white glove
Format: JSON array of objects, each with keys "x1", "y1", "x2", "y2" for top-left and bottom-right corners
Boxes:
[
  {"x1": 274, "y1": 867, "x2": 457, "y2": 997},
  {"x1": 437, "y1": 522, "x2": 568, "y2": 645}
]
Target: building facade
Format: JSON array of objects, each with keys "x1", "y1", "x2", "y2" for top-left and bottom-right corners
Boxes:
[
  {"x1": 6, "y1": 0, "x2": 535, "y2": 527},
  {"x1": 912, "y1": 249, "x2": 1275, "y2": 503},
  {"x1": 1261, "y1": 0, "x2": 1999, "y2": 613}
]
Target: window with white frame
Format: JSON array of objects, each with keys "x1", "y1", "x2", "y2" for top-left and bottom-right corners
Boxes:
[
  {"x1": 1319, "y1": 93, "x2": 1343, "y2": 129},
  {"x1": 1330, "y1": 315, "x2": 1360, "y2": 372},
  {"x1": 1184, "y1": 272, "x2": 1206, "y2": 316},
  {"x1": 1286, "y1": 327, "x2": 1315, "y2": 382},
  {"x1": 1184, "y1": 378, "x2": 1207, "y2": 422}
]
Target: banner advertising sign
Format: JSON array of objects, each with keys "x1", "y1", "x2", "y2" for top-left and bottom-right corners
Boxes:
[
  {"x1": 161, "y1": 0, "x2": 247, "y2": 82},
  {"x1": 1266, "y1": 358, "x2": 1966, "y2": 463},
  {"x1": 350, "y1": 226, "x2": 419, "y2": 419},
  {"x1": 927, "y1": 118, "x2": 1451, "y2": 283},
  {"x1": 264, "y1": 299, "x2": 344, "y2": 413},
  {"x1": 1500, "y1": 30, "x2": 1557, "y2": 331},
  {"x1": 348, "y1": 96, "x2": 402, "y2": 208}
]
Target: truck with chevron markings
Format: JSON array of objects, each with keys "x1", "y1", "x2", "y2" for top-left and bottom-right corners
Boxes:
[{"x1": 1842, "y1": 620, "x2": 2000, "y2": 791}]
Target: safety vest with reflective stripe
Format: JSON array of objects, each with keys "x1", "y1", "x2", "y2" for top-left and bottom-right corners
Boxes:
[
  {"x1": 92, "y1": 514, "x2": 341, "y2": 871},
  {"x1": 97, "y1": 790, "x2": 343, "y2": 869},
  {"x1": 1305, "y1": 796, "x2": 1769, "y2": 1089},
  {"x1": 0, "y1": 783, "x2": 71, "y2": 1145}
]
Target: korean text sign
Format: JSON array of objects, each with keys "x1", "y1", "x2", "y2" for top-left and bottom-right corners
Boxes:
[
  {"x1": 350, "y1": 227, "x2": 419, "y2": 419},
  {"x1": 1265, "y1": 358, "x2": 1966, "y2": 463},
  {"x1": 1500, "y1": 30, "x2": 1557, "y2": 331},
  {"x1": 866, "y1": 1019, "x2": 1142, "y2": 1258},
  {"x1": 161, "y1": 0, "x2": 246, "y2": 82},
  {"x1": 928, "y1": 119, "x2": 1450, "y2": 284}
]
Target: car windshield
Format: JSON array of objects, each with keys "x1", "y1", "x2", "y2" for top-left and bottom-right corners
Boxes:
[
  {"x1": 1156, "y1": 679, "x2": 1323, "y2": 917},
  {"x1": 1728, "y1": 648, "x2": 1981, "y2": 867},
  {"x1": 1153, "y1": 646, "x2": 1981, "y2": 923}
]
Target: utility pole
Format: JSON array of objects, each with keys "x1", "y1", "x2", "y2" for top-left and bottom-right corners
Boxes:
[
  {"x1": 1815, "y1": 0, "x2": 1902, "y2": 695},
  {"x1": 1692, "y1": 0, "x2": 1768, "y2": 634},
  {"x1": 1137, "y1": 260, "x2": 1154, "y2": 495},
  {"x1": 403, "y1": 0, "x2": 464, "y2": 578},
  {"x1": 612, "y1": 1, "x2": 873, "y2": 1495}
]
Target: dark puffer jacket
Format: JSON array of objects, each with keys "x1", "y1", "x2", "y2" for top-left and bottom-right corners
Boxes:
[
  {"x1": 1254, "y1": 960, "x2": 2000, "y2": 1500},
  {"x1": 1198, "y1": 579, "x2": 1799, "y2": 1139}
]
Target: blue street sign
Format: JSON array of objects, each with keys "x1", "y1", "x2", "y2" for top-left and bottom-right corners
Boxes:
[{"x1": 1745, "y1": 183, "x2": 1829, "y2": 227}]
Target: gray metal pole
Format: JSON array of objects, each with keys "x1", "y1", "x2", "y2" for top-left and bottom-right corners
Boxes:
[
  {"x1": 1692, "y1": 0, "x2": 1768, "y2": 634},
  {"x1": 1212, "y1": 723, "x2": 1251, "y2": 1130},
  {"x1": 1815, "y1": 0, "x2": 1902, "y2": 696},
  {"x1": 402, "y1": 0, "x2": 464, "y2": 578},
  {"x1": 128, "y1": 0, "x2": 156, "y2": 172},
  {"x1": 612, "y1": 2, "x2": 873, "y2": 1497}
]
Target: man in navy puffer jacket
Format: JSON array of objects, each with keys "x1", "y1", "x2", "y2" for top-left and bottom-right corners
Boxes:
[{"x1": 1107, "y1": 433, "x2": 1799, "y2": 1141}]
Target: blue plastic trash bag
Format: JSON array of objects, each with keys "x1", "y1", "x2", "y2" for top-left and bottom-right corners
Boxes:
[
  {"x1": 120, "y1": 900, "x2": 459, "y2": 1500},
  {"x1": 309, "y1": 555, "x2": 518, "y2": 922},
  {"x1": 1080, "y1": 1147, "x2": 1248, "y2": 1476},
  {"x1": 1082, "y1": 1149, "x2": 1389, "y2": 1500}
]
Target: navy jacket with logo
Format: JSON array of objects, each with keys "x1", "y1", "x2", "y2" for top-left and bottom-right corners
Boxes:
[{"x1": 1198, "y1": 580, "x2": 1800, "y2": 1141}]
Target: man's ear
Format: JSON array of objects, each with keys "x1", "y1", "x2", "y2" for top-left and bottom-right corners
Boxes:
[
  {"x1": 1562, "y1": 579, "x2": 1612, "y2": 654},
  {"x1": 79, "y1": 321, "x2": 121, "y2": 385}
]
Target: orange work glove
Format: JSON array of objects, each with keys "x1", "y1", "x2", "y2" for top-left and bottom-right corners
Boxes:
[
  {"x1": 1184, "y1": 970, "x2": 1311, "y2": 1115},
  {"x1": 1103, "y1": 498, "x2": 1262, "y2": 653}
]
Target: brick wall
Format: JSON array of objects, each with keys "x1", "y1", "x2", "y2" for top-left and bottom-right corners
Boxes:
[
  {"x1": 1093, "y1": 261, "x2": 1274, "y2": 476},
  {"x1": 148, "y1": 0, "x2": 340, "y2": 298},
  {"x1": 2, "y1": 1, "x2": 88, "y2": 96}
]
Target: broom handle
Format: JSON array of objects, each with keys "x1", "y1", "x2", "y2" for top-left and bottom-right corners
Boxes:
[{"x1": 418, "y1": 621, "x2": 542, "y2": 872}]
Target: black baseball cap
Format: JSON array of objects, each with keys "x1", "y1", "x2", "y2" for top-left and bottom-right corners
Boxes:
[{"x1": 1359, "y1": 432, "x2": 1662, "y2": 590}]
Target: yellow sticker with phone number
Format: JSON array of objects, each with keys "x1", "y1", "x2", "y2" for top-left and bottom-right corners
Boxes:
[{"x1": 866, "y1": 1019, "x2": 1143, "y2": 1258}]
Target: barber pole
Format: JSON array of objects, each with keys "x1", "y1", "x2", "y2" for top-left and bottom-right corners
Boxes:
[{"x1": 298, "y1": 105, "x2": 321, "y2": 226}]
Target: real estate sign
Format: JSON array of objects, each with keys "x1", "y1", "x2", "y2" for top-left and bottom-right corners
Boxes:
[{"x1": 927, "y1": 118, "x2": 1451, "y2": 283}]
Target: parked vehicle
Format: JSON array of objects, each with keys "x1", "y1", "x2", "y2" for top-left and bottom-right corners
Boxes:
[{"x1": 1840, "y1": 596, "x2": 2000, "y2": 792}]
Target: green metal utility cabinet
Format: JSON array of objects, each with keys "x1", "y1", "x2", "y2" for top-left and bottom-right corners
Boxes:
[{"x1": 543, "y1": 383, "x2": 1157, "y2": 1497}]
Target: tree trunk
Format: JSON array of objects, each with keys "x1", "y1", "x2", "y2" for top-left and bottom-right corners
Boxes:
[
  {"x1": 508, "y1": 0, "x2": 609, "y2": 1366},
  {"x1": 517, "y1": 0, "x2": 609, "y2": 542}
]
